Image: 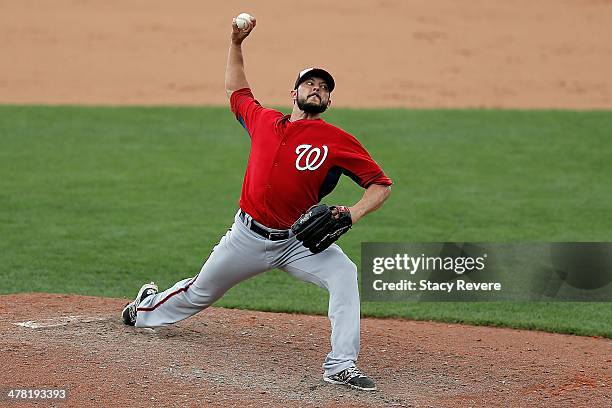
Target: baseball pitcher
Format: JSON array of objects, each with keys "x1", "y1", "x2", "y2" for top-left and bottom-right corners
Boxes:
[{"x1": 121, "y1": 14, "x2": 392, "y2": 391}]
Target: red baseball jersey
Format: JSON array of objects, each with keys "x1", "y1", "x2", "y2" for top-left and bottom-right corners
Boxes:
[{"x1": 230, "y1": 88, "x2": 392, "y2": 229}]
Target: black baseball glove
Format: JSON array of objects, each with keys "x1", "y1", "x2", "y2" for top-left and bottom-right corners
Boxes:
[{"x1": 291, "y1": 204, "x2": 353, "y2": 254}]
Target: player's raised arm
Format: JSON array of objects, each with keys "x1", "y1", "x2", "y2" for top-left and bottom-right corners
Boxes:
[{"x1": 225, "y1": 13, "x2": 256, "y2": 99}]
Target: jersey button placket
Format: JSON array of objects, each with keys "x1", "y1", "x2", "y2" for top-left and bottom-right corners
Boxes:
[
  {"x1": 264, "y1": 137, "x2": 287, "y2": 218},
  {"x1": 277, "y1": 139, "x2": 286, "y2": 168}
]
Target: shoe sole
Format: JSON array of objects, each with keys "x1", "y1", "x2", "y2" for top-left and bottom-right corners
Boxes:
[{"x1": 323, "y1": 376, "x2": 377, "y2": 391}]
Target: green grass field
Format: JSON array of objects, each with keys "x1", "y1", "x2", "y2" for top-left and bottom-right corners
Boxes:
[{"x1": 1, "y1": 105, "x2": 611, "y2": 337}]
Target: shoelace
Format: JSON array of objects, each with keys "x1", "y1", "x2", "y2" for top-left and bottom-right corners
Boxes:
[{"x1": 337, "y1": 366, "x2": 367, "y2": 381}]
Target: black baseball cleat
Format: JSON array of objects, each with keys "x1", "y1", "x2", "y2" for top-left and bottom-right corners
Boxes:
[
  {"x1": 324, "y1": 366, "x2": 377, "y2": 391},
  {"x1": 121, "y1": 282, "x2": 158, "y2": 326}
]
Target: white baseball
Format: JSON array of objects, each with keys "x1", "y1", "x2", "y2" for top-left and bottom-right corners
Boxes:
[{"x1": 235, "y1": 13, "x2": 253, "y2": 30}]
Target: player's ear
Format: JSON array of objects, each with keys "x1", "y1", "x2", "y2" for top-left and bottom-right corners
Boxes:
[
  {"x1": 327, "y1": 98, "x2": 332, "y2": 108},
  {"x1": 290, "y1": 89, "x2": 297, "y2": 101}
]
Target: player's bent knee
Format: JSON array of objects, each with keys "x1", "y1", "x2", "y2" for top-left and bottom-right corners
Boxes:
[{"x1": 327, "y1": 261, "x2": 358, "y2": 291}]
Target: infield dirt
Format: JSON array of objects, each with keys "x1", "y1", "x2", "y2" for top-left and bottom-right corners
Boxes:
[
  {"x1": 1, "y1": 294, "x2": 610, "y2": 407},
  {"x1": 1, "y1": 0, "x2": 612, "y2": 109}
]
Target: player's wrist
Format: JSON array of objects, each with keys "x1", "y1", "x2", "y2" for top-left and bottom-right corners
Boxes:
[{"x1": 347, "y1": 206, "x2": 362, "y2": 224}]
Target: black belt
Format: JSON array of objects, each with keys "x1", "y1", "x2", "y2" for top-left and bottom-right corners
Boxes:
[{"x1": 239, "y1": 210, "x2": 290, "y2": 241}]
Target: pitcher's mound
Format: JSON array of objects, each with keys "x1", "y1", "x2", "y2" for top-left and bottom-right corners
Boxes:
[{"x1": 1, "y1": 294, "x2": 609, "y2": 407}]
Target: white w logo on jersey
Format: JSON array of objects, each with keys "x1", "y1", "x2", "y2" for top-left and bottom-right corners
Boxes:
[{"x1": 295, "y1": 144, "x2": 329, "y2": 171}]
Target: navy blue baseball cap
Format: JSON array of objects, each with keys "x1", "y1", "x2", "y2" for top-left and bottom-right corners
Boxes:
[{"x1": 294, "y1": 67, "x2": 335, "y2": 92}]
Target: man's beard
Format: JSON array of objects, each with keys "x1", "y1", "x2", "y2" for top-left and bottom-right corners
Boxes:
[{"x1": 296, "y1": 92, "x2": 328, "y2": 114}]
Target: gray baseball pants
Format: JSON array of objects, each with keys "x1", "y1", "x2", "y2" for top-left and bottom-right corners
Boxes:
[{"x1": 136, "y1": 210, "x2": 360, "y2": 376}]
